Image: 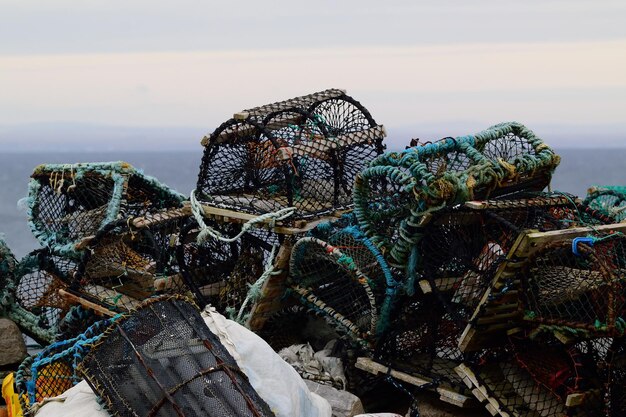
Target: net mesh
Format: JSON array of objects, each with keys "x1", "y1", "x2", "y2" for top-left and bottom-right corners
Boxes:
[
  {"x1": 12, "y1": 249, "x2": 77, "y2": 342},
  {"x1": 353, "y1": 122, "x2": 561, "y2": 269},
  {"x1": 521, "y1": 235, "x2": 626, "y2": 337},
  {"x1": 458, "y1": 335, "x2": 606, "y2": 417},
  {"x1": 289, "y1": 236, "x2": 378, "y2": 346},
  {"x1": 72, "y1": 210, "x2": 190, "y2": 312},
  {"x1": 14, "y1": 316, "x2": 117, "y2": 415},
  {"x1": 583, "y1": 187, "x2": 626, "y2": 222},
  {"x1": 177, "y1": 218, "x2": 281, "y2": 319},
  {"x1": 27, "y1": 162, "x2": 184, "y2": 251},
  {"x1": 77, "y1": 296, "x2": 274, "y2": 417},
  {"x1": 416, "y1": 193, "x2": 607, "y2": 325},
  {"x1": 374, "y1": 295, "x2": 470, "y2": 392},
  {"x1": 196, "y1": 90, "x2": 385, "y2": 220}
]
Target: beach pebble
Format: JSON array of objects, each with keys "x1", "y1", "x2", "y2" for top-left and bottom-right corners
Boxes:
[{"x1": 0, "y1": 319, "x2": 26, "y2": 367}]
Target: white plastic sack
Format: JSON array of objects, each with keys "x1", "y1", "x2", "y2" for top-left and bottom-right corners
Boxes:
[{"x1": 35, "y1": 307, "x2": 331, "y2": 417}]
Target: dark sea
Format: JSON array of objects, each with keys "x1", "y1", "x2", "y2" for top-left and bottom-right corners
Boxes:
[{"x1": 0, "y1": 149, "x2": 624, "y2": 258}]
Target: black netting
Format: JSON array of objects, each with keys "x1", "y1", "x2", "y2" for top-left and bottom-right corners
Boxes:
[
  {"x1": 289, "y1": 236, "x2": 378, "y2": 346},
  {"x1": 521, "y1": 235, "x2": 626, "y2": 337},
  {"x1": 196, "y1": 90, "x2": 385, "y2": 220},
  {"x1": 177, "y1": 218, "x2": 281, "y2": 318},
  {"x1": 13, "y1": 249, "x2": 77, "y2": 338},
  {"x1": 28, "y1": 162, "x2": 183, "y2": 250},
  {"x1": 77, "y1": 297, "x2": 274, "y2": 417},
  {"x1": 72, "y1": 210, "x2": 190, "y2": 312},
  {"x1": 375, "y1": 295, "x2": 470, "y2": 392}
]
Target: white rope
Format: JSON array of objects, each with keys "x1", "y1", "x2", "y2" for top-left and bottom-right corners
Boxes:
[
  {"x1": 189, "y1": 190, "x2": 296, "y2": 244},
  {"x1": 235, "y1": 244, "x2": 281, "y2": 324}
]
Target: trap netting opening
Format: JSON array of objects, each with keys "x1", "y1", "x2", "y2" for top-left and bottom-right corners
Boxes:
[
  {"x1": 353, "y1": 122, "x2": 561, "y2": 266},
  {"x1": 72, "y1": 210, "x2": 190, "y2": 312},
  {"x1": 77, "y1": 296, "x2": 274, "y2": 417},
  {"x1": 27, "y1": 162, "x2": 184, "y2": 251},
  {"x1": 177, "y1": 218, "x2": 282, "y2": 320},
  {"x1": 521, "y1": 235, "x2": 626, "y2": 337},
  {"x1": 195, "y1": 89, "x2": 386, "y2": 220}
]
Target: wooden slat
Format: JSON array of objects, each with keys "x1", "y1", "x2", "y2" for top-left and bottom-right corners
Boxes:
[
  {"x1": 356, "y1": 357, "x2": 474, "y2": 408},
  {"x1": 58, "y1": 289, "x2": 117, "y2": 317},
  {"x1": 247, "y1": 239, "x2": 293, "y2": 331}
]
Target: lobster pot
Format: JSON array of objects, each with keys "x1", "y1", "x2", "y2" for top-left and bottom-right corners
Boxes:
[
  {"x1": 177, "y1": 218, "x2": 281, "y2": 319},
  {"x1": 584, "y1": 187, "x2": 626, "y2": 222},
  {"x1": 73, "y1": 210, "x2": 190, "y2": 312},
  {"x1": 289, "y1": 236, "x2": 381, "y2": 347},
  {"x1": 416, "y1": 193, "x2": 601, "y2": 322},
  {"x1": 77, "y1": 297, "x2": 274, "y2": 417},
  {"x1": 308, "y1": 219, "x2": 400, "y2": 333},
  {"x1": 11, "y1": 249, "x2": 78, "y2": 344},
  {"x1": 14, "y1": 317, "x2": 115, "y2": 416},
  {"x1": 27, "y1": 162, "x2": 184, "y2": 251},
  {"x1": 353, "y1": 122, "x2": 560, "y2": 265},
  {"x1": 376, "y1": 295, "x2": 469, "y2": 392},
  {"x1": 521, "y1": 235, "x2": 626, "y2": 337},
  {"x1": 195, "y1": 89, "x2": 386, "y2": 220},
  {"x1": 457, "y1": 337, "x2": 604, "y2": 417}
]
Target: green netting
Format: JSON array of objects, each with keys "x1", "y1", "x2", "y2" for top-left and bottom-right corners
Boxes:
[
  {"x1": 26, "y1": 162, "x2": 185, "y2": 255},
  {"x1": 353, "y1": 122, "x2": 560, "y2": 271},
  {"x1": 584, "y1": 186, "x2": 626, "y2": 222}
]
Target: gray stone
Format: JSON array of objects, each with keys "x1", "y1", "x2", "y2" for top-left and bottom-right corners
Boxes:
[
  {"x1": 0, "y1": 319, "x2": 26, "y2": 366},
  {"x1": 305, "y1": 380, "x2": 365, "y2": 417}
]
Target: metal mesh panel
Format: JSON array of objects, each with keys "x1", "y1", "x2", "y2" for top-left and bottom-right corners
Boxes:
[
  {"x1": 27, "y1": 162, "x2": 184, "y2": 251},
  {"x1": 521, "y1": 235, "x2": 626, "y2": 337},
  {"x1": 78, "y1": 297, "x2": 273, "y2": 417},
  {"x1": 177, "y1": 218, "x2": 280, "y2": 317},
  {"x1": 196, "y1": 90, "x2": 385, "y2": 220}
]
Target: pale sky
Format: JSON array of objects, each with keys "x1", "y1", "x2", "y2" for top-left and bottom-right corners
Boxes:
[{"x1": 1, "y1": 0, "x2": 625, "y2": 150}]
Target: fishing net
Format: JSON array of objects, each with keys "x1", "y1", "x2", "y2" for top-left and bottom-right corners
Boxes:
[
  {"x1": 583, "y1": 187, "x2": 626, "y2": 223},
  {"x1": 195, "y1": 89, "x2": 385, "y2": 220},
  {"x1": 0, "y1": 237, "x2": 18, "y2": 313},
  {"x1": 177, "y1": 218, "x2": 282, "y2": 323},
  {"x1": 304, "y1": 217, "x2": 402, "y2": 335},
  {"x1": 14, "y1": 316, "x2": 117, "y2": 415},
  {"x1": 520, "y1": 234, "x2": 626, "y2": 338},
  {"x1": 26, "y1": 162, "x2": 184, "y2": 252},
  {"x1": 374, "y1": 295, "x2": 470, "y2": 394},
  {"x1": 7, "y1": 249, "x2": 78, "y2": 344},
  {"x1": 457, "y1": 335, "x2": 605, "y2": 417},
  {"x1": 77, "y1": 296, "x2": 274, "y2": 417},
  {"x1": 288, "y1": 236, "x2": 379, "y2": 348},
  {"x1": 353, "y1": 122, "x2": 561, "y2": 270},
  {"x1": 255, "y1": 305, "x2": 341, "y2": 352},
  {"x1": 71, "y1": 208, "x2": 191, "y2": 312}
]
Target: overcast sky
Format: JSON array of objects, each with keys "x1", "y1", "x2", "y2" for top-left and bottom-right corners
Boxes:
[{"x1": 1, "y1": 0, "x2": 625, "y2": 150}]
